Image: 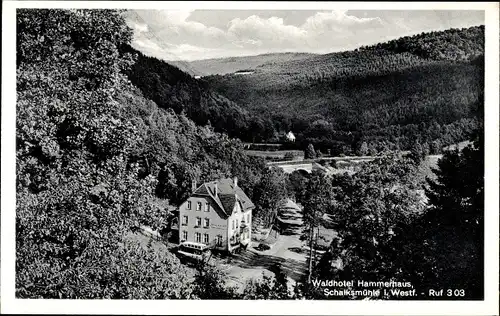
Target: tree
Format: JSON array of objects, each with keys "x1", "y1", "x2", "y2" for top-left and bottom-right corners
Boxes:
[
  {"x1": 286, "y1": 170, "x2": 309, "y2": 202},
  {"x1": 305, "y1": 143, "x2": 317, "y2": 159},
  {"x1": 284, "y1": 152, "x2": 295, "y2": 161},
  {"x1": 418, "y1": 130, "x2": 484, "y2": 298},
  {"x1": 299, "y1": 170, "x2": 333, "y2": 284},
  {"x1": 430, "y1": 139, "x2": 443, "y2": 154},
  {"x1": 15, "y1": 9, "x2": 191, "y2": 299},
  {"x1": 426, "y1": 135, "x2": 483, "y2": 230},
  {"x1": 357, "y1": 141, "x2": 369, "y2": 156},
  {"x1": 252, "y1": 167, "x2": 288, "y2": 228},
  {"x1": 242, "y1": 263, "x2": 290, "y2": 299},
  {"x1": 123, "y1": 45, "x2": 258, "y2": 143},
  {"x1": 202, "y1": 25, "x2": 483, "y2": 153},
  {"x1": 191, "y1": 263, "x2": 239, "y2": 299},
  {"x1": 315, "y1": 155, "x2": 425, "y2": 298},
  {"x1": 312, "y1": 129, "x2": 484, "y2": 300},
  {"x1": 409, "y1": 139, "x2": 426, "y2": 164}
]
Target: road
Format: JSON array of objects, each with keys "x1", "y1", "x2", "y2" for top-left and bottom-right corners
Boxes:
[{"x1": 221, "y1": 199, "x2": 308, "y2": 293}]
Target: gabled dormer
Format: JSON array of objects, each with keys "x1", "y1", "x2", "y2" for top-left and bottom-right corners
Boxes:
[{"x1": 190, "y1": 177, "x2": 254, "y2": 218}]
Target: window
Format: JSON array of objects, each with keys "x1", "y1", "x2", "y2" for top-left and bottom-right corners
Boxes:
[
  {"x1": 216, "y1": 235, "x2": 223, "y2": 246},
  {"x1": 195, "y1": 232, "x2": 201, "y2": 243},
  {"x1": 203, "y1": 233, "x2": 209, "y2": 244},
  {"x1": 205, "y1": 202, "x2": 209, "y2": 212},
  {"x1": 236, "y1": 220, "x2": 239, "y2": 229},
  {"x1": 187, "y1": 201, "x2": 191, "y2": 210},
  {"x1": 182, "y1": 231, "x2": 188, "y2": 241},
  {"x1": 248, "y1": 214, "x2": 251, "y2": 223},
  {"x1": 204, "y1": 218, "x2": 210, "y2": 228},
  {"x1": 196, "y1": 202, "x2": 202, "y2": 211},
  {"x1": 232, "y1": 219, "x2": 235, "y2": 230},
  {"x1": 182, "y1": 216, "x2": 188, "y2": 226},
  {"x1": 196, "y1": 217, "x2": 201, "y2": 227}
]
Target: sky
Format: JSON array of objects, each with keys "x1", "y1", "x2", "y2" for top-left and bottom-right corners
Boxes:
[{"x1": 124, "y1": 10, "x2": 484, "y2": 61}]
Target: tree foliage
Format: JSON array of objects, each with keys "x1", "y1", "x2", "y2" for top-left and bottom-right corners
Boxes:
[
  {"x1": 242, "y1": 264, "x2": 290, "y2": 299},
  {"x1": 285, "y1": 170, "x2": 309, "y2": 202},
  {"x1": 313, "y1": 155, "x2": 426, "y2": 297},
  {"x1": 416, "y1": 129, "x2": 484, "y2": 298},
  {"x1": 191, "y1": 264, "x2": 239, "y2": 299},
  {"x1": 313, "y1": 130, "x2": 484, "y2": 299},
  {"x1": 16, "y1": 9, "x2": 291, "y2": 299},
  {"x1": 122, "y1": 46, "x2": 277, "y2": 143},
  {"x1": 16, "y1": 9, "x2": 485, "y2": 300},
  {"x1": 251, "y1": 167, "x2": 288, "y2": 227},
  {"x1": 305, "y1": 143, "x2": 317, "y2": 159},
  {"x1": 16, "y1": 8, "x2": 195, "y2": 298},
  {"x1": 298, "y1": 171, "x2": 334, "y2": 282},
  {"x1": 360, "y1": 25, "x2": 484, "y2": 61},
  {"x1": 204, "y1": 26, "x2": 484, "y2": 155}
]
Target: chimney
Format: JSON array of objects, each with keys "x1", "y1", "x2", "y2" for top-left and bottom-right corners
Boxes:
[
  {"x1": 214, "y1": 182, "x2": 218, "y2": 197},
  {"x1": 191, "y1": 180, "x2": 197, "y2": 193},
  {"x1": 233, "y1": 176, "x2": 238, "y2": 187}
]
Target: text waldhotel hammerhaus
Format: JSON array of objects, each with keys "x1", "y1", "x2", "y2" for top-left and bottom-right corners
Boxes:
[{"x1": 314, "y1": 279, "x2": 412, "y2": 295}]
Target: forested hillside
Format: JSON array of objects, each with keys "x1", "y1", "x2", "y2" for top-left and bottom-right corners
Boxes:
[
  {"x1": 359, "y1": 25, "x2": 484, "y2": 61},
  {"x1": 122, "y1": 46, "x2": 275, "y2": 142},
  {"x1": 16, "y1": 9, "x2": 285, "y2": 298},
  {"x1": 177, "y1": 52, "x2": 316, "y2": 76},
  {"x1": 15, "y1": 9, "x2": 485, "y2": 301},
  {"x1": 204, "y1": 26, "x2": 484, "y2": 155}
]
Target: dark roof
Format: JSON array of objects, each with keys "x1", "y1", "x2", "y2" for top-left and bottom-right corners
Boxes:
[
  {"x1": 219, "y1": 194, "x2": 237, "y2": 215},
  {"x1": 194, "y1": 184, "x2": 210, "y2": 195},
  {"x1": 192, "y1": 178, "x2": 255, "y2": 217}
]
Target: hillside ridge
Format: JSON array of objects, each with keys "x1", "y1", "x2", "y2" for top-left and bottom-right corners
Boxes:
[{"x1": 202, "y1": 25, "x2": 484, "y2": 155}]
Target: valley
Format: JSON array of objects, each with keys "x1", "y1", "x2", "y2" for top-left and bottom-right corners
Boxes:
[
  {"x1": 172, "y1": 52, "x2": 316, "y2": 76},
  {"x1": 14, "y1": 8, "x2": 486, "y2": 302}
]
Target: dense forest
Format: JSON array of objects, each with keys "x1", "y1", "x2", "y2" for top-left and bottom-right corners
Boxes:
[
  {"x1": 175, "y1": 52, "x2": 316, "y2": 76},
  {"x1": 359, "y1": 25, "x2": 484, "y2": 61},
  {"x1": 120, "y1": 26, "x2": 484, "y2": 155},
  {"x1": 16, "y1": 9, "x2": 286, "y2": 298},
  {"x1": 289, "y1": 131, "x2": 484, "y2": 300},
  {"x1": 15, "y1": 9, "x2": 485, "y2": 301},
  {"x1": 122, "y1": 46, "x2": 276, "y2": 142},
  {"x1": 204, "y1": 26, "x2": 484, "y2": 155}
]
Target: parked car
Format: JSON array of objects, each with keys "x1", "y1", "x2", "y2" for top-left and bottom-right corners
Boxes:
[
  {"x1": 176, "y1": 241, "x2": 211, "y2": 263},
  {"x1": 254, "y1": 243, "x2": 270, "y2": 251}
]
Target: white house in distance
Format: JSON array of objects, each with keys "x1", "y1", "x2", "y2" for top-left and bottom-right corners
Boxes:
[
  {"x1": 286, "y1": 131, "x2": 296, "y2": 142},
  {"x1": 178, "y1": 178, "x2": 254, "y2": 253}
]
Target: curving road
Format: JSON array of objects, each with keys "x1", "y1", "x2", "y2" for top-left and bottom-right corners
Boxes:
[{"x1": 221, "y1": 199, "x2": 308, "y2": 292}]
